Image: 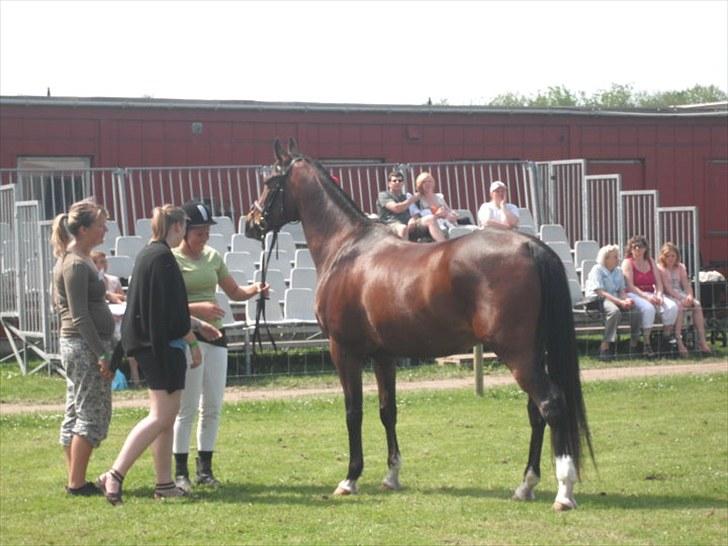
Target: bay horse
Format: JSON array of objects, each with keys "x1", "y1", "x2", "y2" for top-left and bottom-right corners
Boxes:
[{"x1": 245, "y1": 139, "x2": 593, "y2": 511}]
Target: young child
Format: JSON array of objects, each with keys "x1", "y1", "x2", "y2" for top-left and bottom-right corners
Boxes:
[{"x1": 91, "y1": 251, "x2": 140, "y2": 384}]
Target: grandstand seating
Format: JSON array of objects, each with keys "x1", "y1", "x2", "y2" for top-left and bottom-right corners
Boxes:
[
  {"x1": 453, "y1": 209, "x2": 476, "y2": 226},
  {"x1": 539, "y1": 224, "x2": 569, "y2": 245},
  {"x1": 448, "y1": 226, "x2": 477, "y2": 239},
  {"x1": 293, "y1": 249, "x2": 314, "y2": 269},
  {"x1": 224, "y1": 251, "x2": 253, "y2": 271},
  {"x1": 282, "y1": 222, "x2": 307, "y2": 247},
  {"x1": 212, "y1": 216, "x2": 236, "y2": 242},
  {"x1": 290, "y1": 267, "x2": 317, "y2": 290},
  {"x1": 105, "y1": 255, "x2": 134, "y2": 280},
  {"x1": 114, "y1": 235, "x2": 144, "y2": 259},
  {"x1": 580, "y1": 259, "x2": 597, "y2": 289},
  {"x1": 254, "y1": 269, "x2": 287, "y2": 301},
  {"x1": 257, "y1": 250, "x2": 291, "y2": 279},
  {"x1": 231, "y1": 233, "x2": 262, "y2": 254},
  {"x1": 283, "y1": 288, "x2": 317, "y2": 324},
  {"x1": 206, "y1": 233, "x2": 228, "y2": 255},
  {"x1": 574, "y1": 240, "x2": 599, "y2": 270},
  {"x1": 135, "y1": 218, "x2": 152, "y2": 241},
  {"x1": 265, "y1": 231, "x2": 296, "y2": 257}
]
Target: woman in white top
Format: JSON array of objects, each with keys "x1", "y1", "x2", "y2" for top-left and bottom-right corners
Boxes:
[
  {"x1": 477, "y1": 181, "x2": 519, "y2": 229},
  {"x1": 410, "y1": 172, "x2": 458, "y2": 240},
  {"x1": 657, "y1": 242, "x2": 712, "y2": 356}
]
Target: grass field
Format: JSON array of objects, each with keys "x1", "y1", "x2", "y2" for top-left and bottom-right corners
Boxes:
[{"x1": 1, "y1": 373, "x2": 726, "y2": 545}]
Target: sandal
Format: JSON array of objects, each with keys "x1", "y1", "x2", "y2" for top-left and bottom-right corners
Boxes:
[
  {"x1": 154, "y1": 482, "x2": 189, "y2": 499},
  {"x1": 65, "y1": 481, "x2": 101, "y2": 496},
  {"x1": 96, "y1": 469, "x2": 124, "y2": 506}
]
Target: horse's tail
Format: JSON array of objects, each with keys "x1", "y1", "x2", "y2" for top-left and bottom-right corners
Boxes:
[{"x1": 528, "y1": 240, "x2": 594, "y2": 476}]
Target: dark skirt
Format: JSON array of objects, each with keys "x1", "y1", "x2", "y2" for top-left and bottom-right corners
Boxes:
[{"x1": 132, "y1": 347, "x2": 187, "y2": 393}]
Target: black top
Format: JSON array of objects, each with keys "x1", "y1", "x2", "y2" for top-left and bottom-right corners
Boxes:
[{"x1": 121, "y1": 240, "x2": 191, "y2": 380}]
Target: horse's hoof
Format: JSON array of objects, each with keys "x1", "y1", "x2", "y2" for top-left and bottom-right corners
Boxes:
[
  {"x1": 333, "y1": 486, "x2": 353, "y2": 496},
  {"x1": 512, "y1": 489, "x2": 535, "y2": 501},
  {"x1": 380, "y1": 479, "x2": 401, "y2": 491},
  {"x1": 333, "y1": 479, "x2": 357, "y2": 496},
  {"x1": 552, "y1": 499, "x2": 576, "y2": 512}
]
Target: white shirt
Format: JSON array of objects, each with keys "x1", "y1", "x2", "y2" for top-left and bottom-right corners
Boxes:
[{"x1": 477, "y1": 201, "x2": 519, "y2": 228}]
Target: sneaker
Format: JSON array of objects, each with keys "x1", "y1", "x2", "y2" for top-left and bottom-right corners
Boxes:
[
  {"x1": 175, "y1": 475, "x2": 193, "y2": 494},
  {"x1": 65, "y1": 481, "x2": 101, "y2": 496},
  {"x1": 196, "y1": 472, "x2": 221, "y2": 487}
]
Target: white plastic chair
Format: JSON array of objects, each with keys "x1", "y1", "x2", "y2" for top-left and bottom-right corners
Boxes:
[
  {"x1": 518, "y1": 208, "x2": 535, "y2": 226},
  {"x1": 228, "y1": 268, "x2": 253, "y2": 287},
  {"x1": 448, "y1": 226, "x2": 478, "y2": 239},
  {"x1": 293, "y1": 249, "x2": 315, "y2": 269},
  {"x1": 574, "y1": 240, "x2": 599, "y2": 269},
  {"x1": 539, "y1": 224, "x2": 569, "y2": 245},
  {"x1": 115, "y1": 236, "x2": 144, "y2": 259},
  {"x1": 290, "y1": 267, "x2": 317, "y2": 290},
  {"x1": 245, "y1": 288, "x2": 286, "y2": 324},
  {"x1": 135, "y1": 218, "x2": 152, "y2": 241},
  {"x1": 231, "y1": 233, "x2": 262, "y2": 254},
  {"x1": 284, "y1": 288, "x2": 318, "y2": 324},
  {"x1": 567, "y1": 278, "x2": 584, "y2": 306},
  {"x1": 212, "y1": 216, "x2": 235, "y2": 242},
  {"x1": 265, "y1": 231, "x2": 296, "y2": 257},
  {"x1": 224, "y1": 251, "x2": 254, "y2": 271},
  {"x1": 281, "y1": 222, "x2": 307, "y2": 247},
  {"x1": 204, "y1": 233, "x2": 227, "y2": 255},
  {"x1": 546, "y1": 241, "x2": 573, "y2": 263},
  {"x1": 580, "y1": 259, "x2": 597, "y2": 289},
  {"x1": 105, "y1": 256, "x2": 134, "y2": 279},
  {"x1": 258, "y1": 250, "x2": 291, "y2": 279},
  {"x1": 253, "y1": 268, "x2": 287, "y2": 300}
]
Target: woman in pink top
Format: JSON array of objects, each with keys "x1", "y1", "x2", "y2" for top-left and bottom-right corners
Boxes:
[
  {"x1": 621, "y1": 235, "x2": 679, "y2": 358},
  {"x1": 657, "y1": 242, "x2": 713, "y2": 356}
]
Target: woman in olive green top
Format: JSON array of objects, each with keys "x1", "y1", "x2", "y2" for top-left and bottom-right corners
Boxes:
[
  {"x1": 51, "y1": 199, "x2": 115, "y2": 496},
  {"x1": 172, "y1": 201, "x2": 268, "y2": 491}
]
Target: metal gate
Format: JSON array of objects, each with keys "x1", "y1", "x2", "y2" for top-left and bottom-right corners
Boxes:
[
  {"x1": 542, "y1": 159, "x2": 587, "y2": 245},
  {"x1": 0, "y1": 184, "x2": 17, "y2": 317},
  {"x1": 583, "y1": 174, "x2": 623, "y2": 247},
  {"x1": 659, "y1": 206, "x2": 700, "y2": 294},
  {"x1": 621, "y1": 190, "x2": 660, "y2": 255}
]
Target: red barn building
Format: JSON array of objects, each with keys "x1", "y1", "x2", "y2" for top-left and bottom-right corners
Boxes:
[{"x1": 1, "y1": 96, "x2": 726, "y2": 269}]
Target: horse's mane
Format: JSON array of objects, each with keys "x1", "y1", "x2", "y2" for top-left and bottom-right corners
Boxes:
[{"x1": 307, "y1": 158, "x2": 374, "y2": 225}]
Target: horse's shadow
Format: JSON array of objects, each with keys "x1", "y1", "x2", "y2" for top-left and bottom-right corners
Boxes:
[{"x1": 126, "y1": 483, "x2": 725, "y2": 510}]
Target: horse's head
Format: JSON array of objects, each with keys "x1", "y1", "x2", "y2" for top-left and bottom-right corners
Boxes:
[{"x1": 244, "y1": 138, "x2": 302, "y2": 240}]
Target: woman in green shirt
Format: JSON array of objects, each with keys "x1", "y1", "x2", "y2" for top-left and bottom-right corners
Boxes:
[{"x1": 172, "y1": 201, "x2": 268, "y2": 491}]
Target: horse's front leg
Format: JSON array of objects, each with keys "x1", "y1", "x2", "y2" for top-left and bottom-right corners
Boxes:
[
  {"x1": 374, "y1": 357, "x2": 402, "y2": 491},
  {"x1": 330, "y1": 341, "x2": 364, "y2": 496}
]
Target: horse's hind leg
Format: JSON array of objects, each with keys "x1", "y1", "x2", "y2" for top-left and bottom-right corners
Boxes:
[
  {"x1": 373, "y1": 357, "x2": 402, "y2": 491},
  {"x1": 513, "y1": 398, "x2": 545, "y2": 501},
  {"x1": 330, "y1": 341, "x2": 364, "y2": 496}
]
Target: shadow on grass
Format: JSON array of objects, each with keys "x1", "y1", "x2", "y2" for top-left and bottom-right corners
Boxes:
[{"x1": 121, "y1": 482, "x2": 727, "y2": 511}]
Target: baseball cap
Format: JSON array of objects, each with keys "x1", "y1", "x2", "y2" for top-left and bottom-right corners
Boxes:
[{"x1": 489, "y1": 181, "x2": 507, "y2": 192}]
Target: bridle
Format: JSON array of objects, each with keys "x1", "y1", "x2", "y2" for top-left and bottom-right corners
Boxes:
[{"x1": 250, "y1": 156, "x2": 304, "y2": 353}]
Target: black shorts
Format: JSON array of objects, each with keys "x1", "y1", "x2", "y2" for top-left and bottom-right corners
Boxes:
[{"x1": 132, "y1": 347, "x2": 187, "y2": 393}]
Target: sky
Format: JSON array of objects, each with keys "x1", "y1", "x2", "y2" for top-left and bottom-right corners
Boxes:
[{"x1": 1, "y1": 0, "x2": 727, "y2": 106}]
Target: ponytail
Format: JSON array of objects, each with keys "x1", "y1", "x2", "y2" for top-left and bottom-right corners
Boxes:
[
  {"x1": 151, "y1": 204, "x2": 186, "y2": 242},
  {"x1": 50, "y1": 213, "x2": 71, "y2": 257}
]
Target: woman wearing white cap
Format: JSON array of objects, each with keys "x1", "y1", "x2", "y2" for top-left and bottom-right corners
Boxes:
[{"x1": 477, "y1": 181, "x2": 520, "y2": 230}]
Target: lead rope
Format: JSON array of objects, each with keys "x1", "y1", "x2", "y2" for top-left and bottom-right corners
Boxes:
[{"x1": 252, "y1": 229, "x2": 279, "y2": 354}]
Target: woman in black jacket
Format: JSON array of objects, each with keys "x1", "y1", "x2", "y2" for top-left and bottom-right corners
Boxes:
[{"x1": 97, "y1": 205, "x2": 205, "y2": 505}]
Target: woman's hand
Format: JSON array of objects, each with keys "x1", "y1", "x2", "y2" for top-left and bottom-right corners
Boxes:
[
  {"x1": 190, "y1": 344, "x2": 202, "y2": 368},
  {"x1": 98, "y1": 356, "x2": 114, "y2": 381},
  {"x1": 253, "y1": 282, "x2": 270, "y2": 299},
  {"x1": 619, "y1": 298, "x2": 635, "y2": 310},
  {"x1": 198, "y1": 320, "x2": 223, "y2": 342},
  {"x1": 683, "y1": 294, "x2": 694, "y2": 307},
  {"x1": 190, "y1": 301, "x2": 225, "y2": 322},
  {"x1": 107, "y1": 291, "x2": 126, "y2": 304}
]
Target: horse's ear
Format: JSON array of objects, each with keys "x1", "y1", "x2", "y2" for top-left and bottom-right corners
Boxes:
[
  {"x1": 274, "y1": 139, "x2": 286, "y2": 163},
  {"x1": 288, "y1": 137, "x2": 300, "y2": 157}
]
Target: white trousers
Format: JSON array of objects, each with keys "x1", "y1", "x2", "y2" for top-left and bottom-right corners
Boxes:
[
  {"x1": 626, "y1": 292, "x2": 679, "y2": 330},
  {"x1": 173, "y1": 341, "x2": 228, "y2": 453}
]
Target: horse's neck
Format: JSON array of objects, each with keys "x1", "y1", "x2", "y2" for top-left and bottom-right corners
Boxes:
[{"x1": 293, "y1": 172, "x2": 364, "y2": 267}]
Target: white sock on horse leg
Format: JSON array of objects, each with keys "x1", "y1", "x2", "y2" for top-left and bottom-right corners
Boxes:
[{"x1": 553, "y1": 455, "x2": 577, "y2": 510}]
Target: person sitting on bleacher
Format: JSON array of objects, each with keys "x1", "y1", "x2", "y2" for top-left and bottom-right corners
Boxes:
[
  {"x1": 622, "y1": 235, "x2": 679, "y2": 358},
  {"x1": 657, "y1": 242, "x2": 713, "y2": 356},
  {"x1": 376, "y1": 171, "x2": 442, "y2": 241},
  {"x1": 585, "y1": 245, "x2": 639, "y2": 361},
  {"x1": 477, "y1": 181, "x2": 519, "y2": 230},
  {"x1": 409, "y1": 172, "x2": 457, "y2": 241}
]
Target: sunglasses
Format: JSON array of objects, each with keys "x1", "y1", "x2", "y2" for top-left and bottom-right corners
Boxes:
[{"x1": 632, "y1": 243, "x2": 646, "y2": 249}]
